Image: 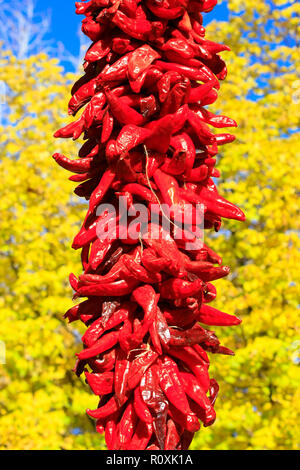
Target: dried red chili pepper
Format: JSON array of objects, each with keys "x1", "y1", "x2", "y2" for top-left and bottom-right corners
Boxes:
[
  {"x1": 158, "y1": 356, "x2": 192, "y2": 415},
  {"x1": 114, "y1": 348, "x2": 131, "y2": 406},
  {"x1": 84, "y1": 370, "x2": 114, "y2": 396},
  {"x1": 117, "y1": 400, "x2": 137, "y2": 449},
  {"x1": 54, "y1": 0, "x2": 245, "y2": 450},
  {"x1": 127, "y1": 349, "x2": 159, "y2": 391},
  {"x1": 133, "y1": 387, "x2": 153, "y2": 424}
]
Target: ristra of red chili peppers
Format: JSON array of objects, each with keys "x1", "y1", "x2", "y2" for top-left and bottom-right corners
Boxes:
[{"x1": 54, "y1": 0, "x2": 245, "y2": 450}]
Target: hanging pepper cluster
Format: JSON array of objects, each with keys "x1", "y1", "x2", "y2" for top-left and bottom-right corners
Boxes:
[{"x1": 54, "y1": 0, "x2": 245, "y2": 450}]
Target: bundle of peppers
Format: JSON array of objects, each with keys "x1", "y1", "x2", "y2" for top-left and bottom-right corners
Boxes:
[{"x1": 54, "y1": 0, "x2": 245, "y2": 450}]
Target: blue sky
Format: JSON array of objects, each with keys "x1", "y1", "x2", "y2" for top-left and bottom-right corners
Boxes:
[{"x1": 34, "y1": 0, "x2": 229, "y2": 70}]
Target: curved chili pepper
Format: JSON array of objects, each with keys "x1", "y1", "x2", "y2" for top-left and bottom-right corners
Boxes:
[
  {"x1": 87, "y1": 168, "x2": 116, "y2": 215},
  {"x1": 125, "y1": 420, "x2": 153, "y2": 450},
  {"x1": 77, "y1": 278, "x2": 140, "y2": 297},
  {"x1": 127, "y1": 349, "x2": 159, "y2": 391},
  {"x1": 179, "y1": 371, "x2": 216, "y2": 426},
  {"x1": 68, "y1": 78, "x2": 97, "y2": 115},
  {"x1": 87, "y1": 396, "x2": 120, "y2": 420},
  {"x1": 82, "y1": 305, "x2": 128, "y2": 347},
  {"x1": 167, "y1": 346, "x2": 210, "y2": 392},
  {"x1": 162, "y1": 305, "x2": 199, "y2": 329},
  {"x1": 89, "y1": 349, "x2": 116, "y2": 374},
  {"x1": 84, "y1": 371, "x2": 114, "y2": 396},
  {"x1": 88, "y1": 237, "x2": 114, "y2": 270},
  {"x1": 105, "y1": 89, "x2": 145, "y2": 126},
  {"x1": 168, "y1": 325, "x2": 219, "y2": 348},
  {"x1": 134, "y1": 387, "x2": 153, "y2": 424},
  {"x1": 159, "y1": 278, "x2": 204, "y2": 300},
  {"x1": 167, "y1": 403, "x2": 200, "y2": 433},
  {"x1": 85, "y1": 38, "x2": 111, "y2": 63},
  {"x1": 54, "y1": 116, "x2": 85, "y2": 140},
  {"x1": 140, "y1": 365, "x2": 169, "y2": 450},
  {"x1": 118, "y1": 400, "x2": 138, "y2": 449},
  {"x1": 114, "y1": 348, "x2": 131, "y2": 406},
  {"x1": 105, "y1": 410, "x2": 120, "y2": 450},
  {"x1": 158, "y1": 356, "x2": 192, "y2": 415},
  {"x1": 198, "y1": 304, "x2": 242, "y2": 326},
  {"x1": 155, "y1": 60, "x2": 217, "y2": 85},
  {"x1": 77, "y1": 331, "x2": 120, "y2": 360}
]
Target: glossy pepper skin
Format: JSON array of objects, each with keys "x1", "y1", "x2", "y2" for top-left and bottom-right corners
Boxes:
[{"x1": 54, "y1": 0, "x2": 244, "y2": 450}]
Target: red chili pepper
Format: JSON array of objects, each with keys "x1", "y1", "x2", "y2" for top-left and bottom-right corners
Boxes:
[
  {"x1": 146, "y1": 0, "x2": 184, "y2": 19},
  {"x1": 128, "y1": 45, "x2": 161, "y2": 80},
  {"x1": 118, "y1": 400, "x2": 138, "y2": 449},
  {"x1": 144, "y1": 105, "x2": 189, "y2": 153},
  {"x1": 157, "y1": 71, "x2": 181, "y2": 103},
  {"x1": 131, "y1": 285, "x2": 159, "y2": 327},
  {"x1": 112, "y1": 10, "x2": 152, "y2": 41},
  {"x1": 158, "y1": 356, "x2": 192, "y2": 415},
  {"x1": 81, "y1": 16, "x2": 108, "y2": 42},
  {"x1": 104, "y1": 410, "x2": 121, "y2": 450},
  {"x1": 54, "y1": 116, "x2": 85, "y2": 140},
  {"x1": 100, "y1": 109, "x2": 114, "y2": 143},
  {"x1": 105, "y1": 88, "x2": 145, "y2": 126},
  {"x1": 167, "y1": 346, "x2": 210, "y2": 392},
  {"x1": 187, "y1": 81, "x2": 218, "y2": 105},
  {"x1": 125, "y1": 420, "x2": 153, "y2": 450},
  {"x1": 155, "y1": 60, "x2": 217, "y2": 84},
  {"x1": 77, "y1": 331, "x2": 120, "y2": 360},
  {"x1": 134, "y1": 387, "x2": 153, "y2": 424},
  {"x1": 52, "y1": 153, "x2": 95, "y2": 173},
  {"x1": 141, "y1": 248, "x2": 170, "y2": 273},
  {"x1": 141, "y1": 365, "x2": 169, "y2": 449},
  {"x1": 127, "y1": 349, "x2": 159, "y2": 391},
  {"x1": 149, "y1": 320, "x2": 163, "y2": 355},
  {"x1": 140, "y1": 94, "x2": 158, "y2": 118},
  {"x1": 84, "y1": 370, "x2": 114, "y2": 396},
  {"x1": 160, "y1": 80, "x2": 190, "y2": 116},
  {"x1": 168, "y1": 325, "x2": 219, "y2": 348},
  {"x1": 85, "y1": 38, "x2": 111, "y2": 63},
  {"x1": 179, "y1": 371, "x2": 216, "y2": 426},
  {"x1": 122, "y1": 183, "x2": 157, "y2": 204},
  {"x1": 64, "y1": 297, "x2": 102, "y2": 324},
  {"x1": 87, "y1": 168, "x2": 116, "y2": 215},
  {"x1": 88, "y1": 237, "x2": 114, "y2": 270},
  {"x1": 88, "y1": 349, "x2": 116, "y2": 374},
  {"x1": 68, "y1": 78, "x2": 97, "y2": 115},
  {"x1": 198, "y1": 304, "x2": 242, "y2": 326},
  {"x1": 82, "y1": 305, "x2": 128, "y2": 347},
  {"x1": 114, "y1": 348, "x2": 131, "y2": 406},
  {"x1": 118, "y1": 319, "x2": 134, "y2": 353},
  {"x1": 87, "y1": 395, "x2": 120, "y2": 420},
  {"x1": 167, "y1": 403, "x2": 200, "y2": 433},
  {"x1": 162, "y1": 305, "x2": 199, "y2": 329},
  {"x1": 159, "y1": 278, "x2": 204, "y2": 300}
]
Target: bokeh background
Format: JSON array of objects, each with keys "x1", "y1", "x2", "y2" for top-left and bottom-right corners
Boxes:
[{"x1": 0, "y1": 0, "x2": 299, "y2": 450}]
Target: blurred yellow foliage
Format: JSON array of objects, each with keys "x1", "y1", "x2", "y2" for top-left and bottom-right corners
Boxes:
[{"x1": 0, "y1": 0, "x2": 299, "y2": 450}]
